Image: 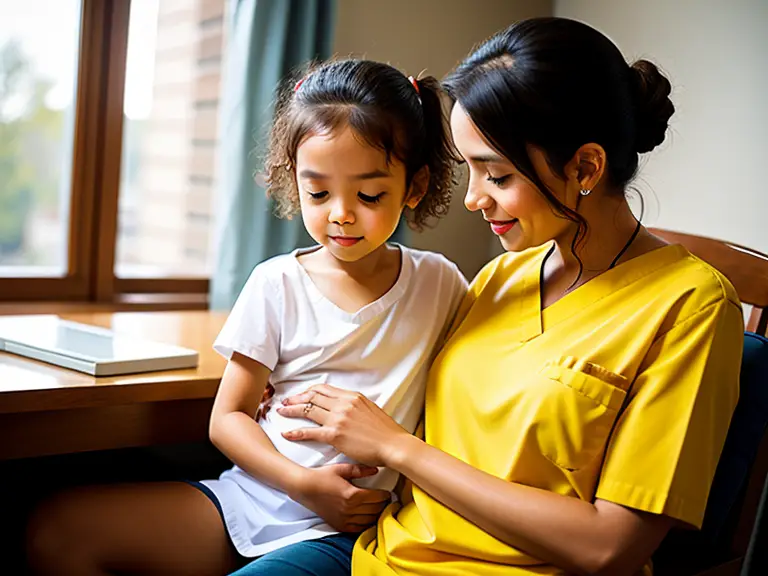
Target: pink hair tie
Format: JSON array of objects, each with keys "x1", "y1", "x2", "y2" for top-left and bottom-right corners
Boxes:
[
  {"x1": 408, "y1": 75, "x2": 420, "y2": 96},
  {"x1": 294, "y1": 78, "x2": 305, "y2": 92}
]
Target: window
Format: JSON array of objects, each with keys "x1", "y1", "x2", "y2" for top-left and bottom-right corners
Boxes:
[
  {"x1": 0, "y1": 0, "x2": 80, "y2": 276},
  {"x1": 117, "y1": 0, "x2": 226, "y2": 279},
  {"x1": 0, "y1": 0, "x2": 227, "y2": 306}
]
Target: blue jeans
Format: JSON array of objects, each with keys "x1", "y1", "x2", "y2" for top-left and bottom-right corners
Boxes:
[{"x1": 228, "y1": 533, "x2": 356, "y2": 576}]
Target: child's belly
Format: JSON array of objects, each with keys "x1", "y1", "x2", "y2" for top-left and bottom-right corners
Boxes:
[
  {"x1": 260, "y1": 407, "x2": 399, "y2": 491},
  {"x1": 260, "y1": 372, "x2": 415, "y2": 492}
]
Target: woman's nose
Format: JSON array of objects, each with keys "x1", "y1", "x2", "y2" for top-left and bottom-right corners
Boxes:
[{"x1": 464, "y1": 180, "x2": 494, "y2": 212}]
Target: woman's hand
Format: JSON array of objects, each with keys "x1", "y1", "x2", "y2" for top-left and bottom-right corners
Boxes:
[
  {"x1": 290, "y1": 463, "x2": 391, "y2": 533},
  {"x1": 278, "y1": 384, "x2": 411, "y2": 467}
]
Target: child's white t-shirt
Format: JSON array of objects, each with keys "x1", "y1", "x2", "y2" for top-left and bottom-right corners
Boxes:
[{"x1": 202, "y1": 244, "x2": 467, "y2": 557}]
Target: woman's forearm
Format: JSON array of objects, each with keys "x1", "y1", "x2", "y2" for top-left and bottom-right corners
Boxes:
[
  {"x1": 387, "y1": 435, "x2": 667, "y2": 576},
  {"x1": 210, "y1": 411, "x2": 308, "y2": 499}
]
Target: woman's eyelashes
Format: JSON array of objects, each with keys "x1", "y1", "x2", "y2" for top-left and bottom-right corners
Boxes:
[
  {"x1": 307, "y1": 190, "x2": 328, "y2": 200},
  {"x1": 486, "y1": 173, "x2": 511, "y2": 187}
]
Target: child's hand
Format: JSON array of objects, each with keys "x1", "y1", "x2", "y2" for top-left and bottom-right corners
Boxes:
[
  {"x1": 278, "y1": 384, "x2": 412, "y2": 467},
  {"x1": 254, "y1": 382, "x2": 276, "y2": 421},
  {"x1": 290, "y1": 463, "x2": 391, "y2": 532}
]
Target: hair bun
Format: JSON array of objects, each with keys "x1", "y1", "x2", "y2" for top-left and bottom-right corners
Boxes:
[{"x1": 629, "y1": 60, "x2": 675, "y2": 153}]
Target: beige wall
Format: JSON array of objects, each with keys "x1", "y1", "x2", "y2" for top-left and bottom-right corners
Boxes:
[
  {"x1": 334, "y1": 0, "x2": 553, "y2": 278},
  {"x1": 556, "y1": 0, "x2": 768, "y2": 253}
]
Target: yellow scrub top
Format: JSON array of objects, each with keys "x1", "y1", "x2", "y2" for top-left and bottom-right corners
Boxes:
[{"x1": 353, "y1": 243, "x2": 743, "y2": 576}]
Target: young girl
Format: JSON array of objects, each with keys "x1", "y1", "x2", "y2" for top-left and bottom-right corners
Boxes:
[{"x1": 27, "y1": 59, "x2": 467, "y2": 576}]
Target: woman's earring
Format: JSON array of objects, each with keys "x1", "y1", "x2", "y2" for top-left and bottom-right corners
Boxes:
[{"x1": 579, "y1": 188, "x2": 592, "y2": 196}]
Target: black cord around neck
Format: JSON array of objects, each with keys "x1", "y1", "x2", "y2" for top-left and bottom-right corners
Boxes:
[{"x1": 608, "y1": 218, "x2": 642, "y2": 269}]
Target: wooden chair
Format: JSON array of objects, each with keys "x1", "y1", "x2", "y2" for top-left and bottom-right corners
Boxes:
[
  {"x1": 649, "y1": 228, "x2": 768, "y2": 335},
  {"x1": 648, "y1": 229, "x2": 768, "y2": 576}
]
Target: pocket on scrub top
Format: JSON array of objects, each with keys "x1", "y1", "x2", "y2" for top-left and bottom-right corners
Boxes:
[{"x1": 536, "y1": 357, "x2": 629, "y2": 472}]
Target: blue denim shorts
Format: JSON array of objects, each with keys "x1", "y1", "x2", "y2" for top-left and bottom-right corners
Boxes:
[{"x1": 185, "y1": 480, "x2": 355, "y2": 576}]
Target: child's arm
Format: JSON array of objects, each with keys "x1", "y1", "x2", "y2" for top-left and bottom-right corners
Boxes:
[
  {"x1": 209, "y1": 352, "x2": 305, "y2": 491},
  {"x1": 209, "y1": 351, "x2": 390, "y2": 531}
]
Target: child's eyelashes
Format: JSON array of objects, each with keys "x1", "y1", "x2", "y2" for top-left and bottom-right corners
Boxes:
[
  {"x1": 304, "y1": 190, "x2": 386, "y2": 204},
  {"x1": 486, "y1": 173, "x2": 511, "y2": 187},
  {"x1": 358, "y1": 192, "x2": 386, "y2": 204}
]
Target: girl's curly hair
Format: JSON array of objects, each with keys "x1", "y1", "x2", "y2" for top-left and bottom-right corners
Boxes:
[{"x1": 264, "y1": 59, "x2": 457, "y2": 230}]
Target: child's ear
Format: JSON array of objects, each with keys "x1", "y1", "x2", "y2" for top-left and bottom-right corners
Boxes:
[{"x1": 405, "y1": 166, "x2": 430, "y2": 209}]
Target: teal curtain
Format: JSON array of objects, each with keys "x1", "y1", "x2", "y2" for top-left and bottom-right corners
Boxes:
[{"x1": 210, "y1": 0, "x2": 336, "y2": 310}]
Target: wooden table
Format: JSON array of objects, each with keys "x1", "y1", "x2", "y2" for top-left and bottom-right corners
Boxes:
[{"x1": 0, "y1": 311, "x2": 228, "y2": 461}]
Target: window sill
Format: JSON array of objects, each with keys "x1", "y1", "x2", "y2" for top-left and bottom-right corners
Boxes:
[{"x1": 0, "y1": 294, "x2": 209, "y2": 315}]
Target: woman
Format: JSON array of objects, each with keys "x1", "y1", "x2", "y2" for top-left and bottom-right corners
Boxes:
[{"x1": 269, "y1": 17, "x2": 743, "y2": 576}]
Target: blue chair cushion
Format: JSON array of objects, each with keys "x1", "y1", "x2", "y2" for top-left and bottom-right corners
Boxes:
[{"x1": 700, "y1": 332, "x2": 768, "y2": 542}]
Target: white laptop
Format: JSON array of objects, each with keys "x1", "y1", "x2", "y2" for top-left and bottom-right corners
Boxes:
[{"x1": 0, "y1": 315, "x2": 199, "y2": 376}]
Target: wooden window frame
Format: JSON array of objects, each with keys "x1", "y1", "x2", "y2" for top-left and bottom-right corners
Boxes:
[{"x1": 0, "y1": 0, "x2": 209, "y2": 308}]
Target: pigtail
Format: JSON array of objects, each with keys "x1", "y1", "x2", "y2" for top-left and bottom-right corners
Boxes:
[{"x1": 405, "y1": 76, "x2": 457, "y2": 230}]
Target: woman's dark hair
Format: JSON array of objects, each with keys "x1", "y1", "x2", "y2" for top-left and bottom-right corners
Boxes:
[
  {"x1": 443, "y1": 17, "x2": 674, "y2": 249},
  {"x1": 265, "y1": 59, "x2": 456, "y2": 230}
]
